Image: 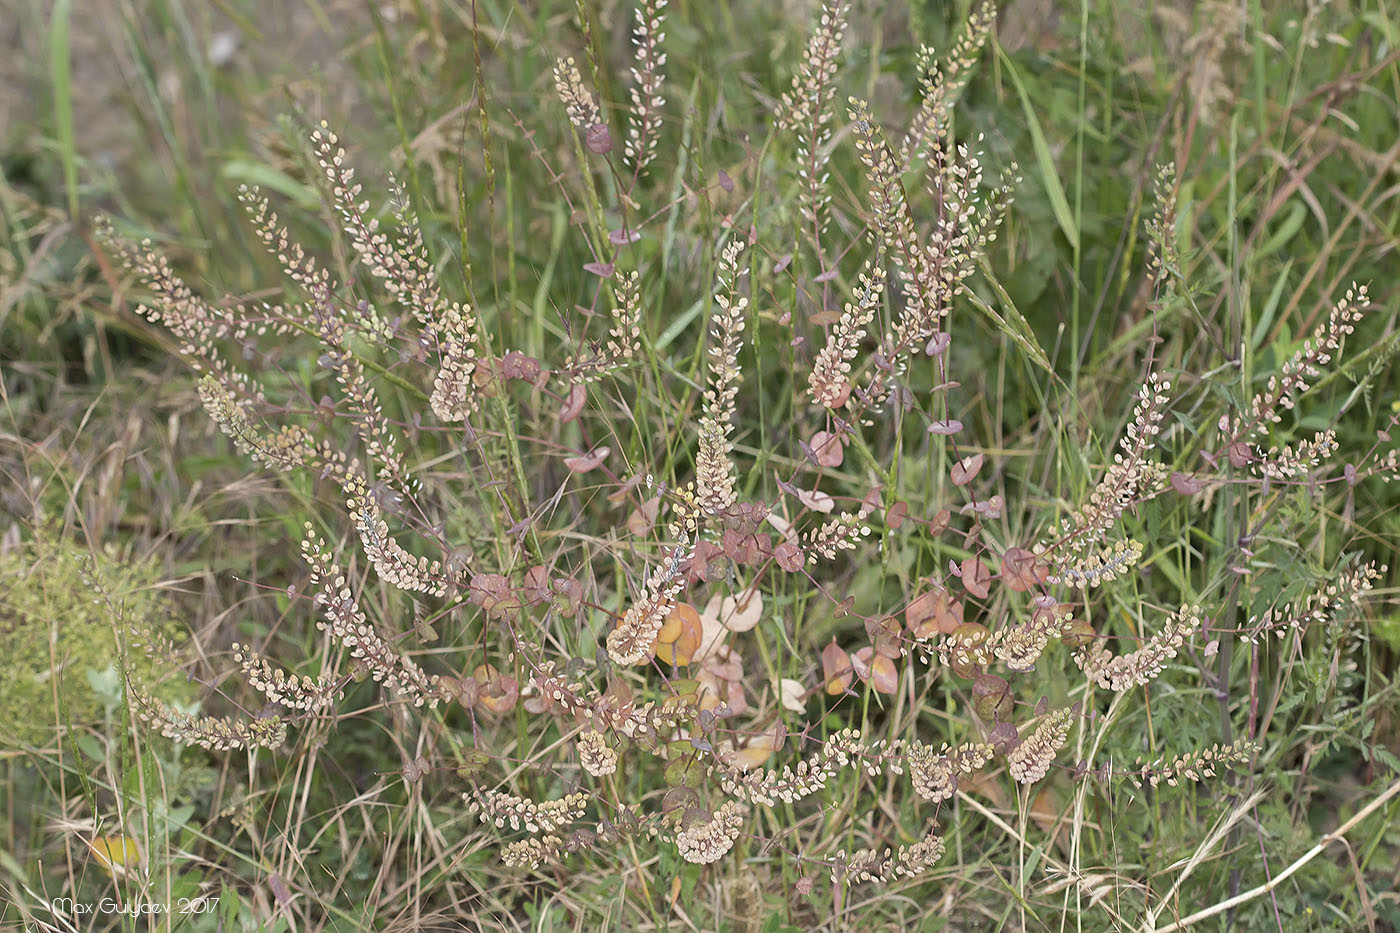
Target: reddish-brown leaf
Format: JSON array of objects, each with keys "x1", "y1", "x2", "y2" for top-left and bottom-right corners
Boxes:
[
  {"x1": 627, "y1": 496, "x2": 660, "y2": 536},
  {"x1": 905, "y1": 587, "x2": 963, "y2": 637},
  {"x1": 474, "y1": 664, "x2": 519, "y2": 714},
  {"x1": 1001, "y1": 547, "x2": 1046, "y2": 593},
  {"x1": 1171, "y1": 471, "x2": 1203, "y2": 495},
  {"x1": 522, "y1": 565, "x2": 551, "y2": 606},
  {"x1": 585, "y1": 123, "x2": 613, "y2": 154},
  {"x1": 690, "y1": 540, "x2": 731, "y2": 583},
  {"x1": 927, "y1": 508, "x2": 951, "y2": 535},
  {"x1": 501, "y1": 350, "x2": 541, "y2": 382},
  {"x1": 469, "y1": 573, "x2": 516, "y2": 616},
  {"x1": 926, "y1": 332, "x2": 952, "y2": 357},
  {"x1": 560, "y1": 383, "x2": 586, "y2": 422},
  {"x1": 822, "y1": 640, "x2": 853, "y2": 695},
  {"x1": 961, "y1": 557, "x2": 991, "y2": 600},
  {"x1": 951, "y1": 453, "x2": 984, "y2": 486},
  {"x1": 869, "y1": 654, "x2": 899, "y2": 694},
  {"x1": 867, "y1": 615, "x2": 903, "y2": 660},
  {"x1": 809, "y1": 430, "x2": 844, "y2": 468},
  {"x1": 564, "y1": 446, "x2": 610, "y2": 472},
  {"x1": 774, "y1": 539, "x2": 803, "y2": 572},
  {"x1": 607, "y1": 472, "x2": 644, "y2": 504}
]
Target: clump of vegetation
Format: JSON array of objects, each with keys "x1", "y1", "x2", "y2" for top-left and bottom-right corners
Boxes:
[
  {"x1": 5, "y1": 0, "x2": 1399, "y2": 928},
  {"x1": 90, "y1": 0, "x2": 1400, "y2": 926},
  {"x1": 0, "y1": 534, "x2": 187, "y2": 746}
]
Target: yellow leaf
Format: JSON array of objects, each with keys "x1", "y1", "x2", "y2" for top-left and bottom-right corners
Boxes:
[
  {"x1": 86, "y1": 835, "x2": 141, "y2": 874},
  {"x1": 732, "y1": 732, "x2": 777, "y2": 770},
  {"x1": 655, "y1": 603, "x2": 702, "y2": 666},
  {"x1": 657, "y1": 612, "x2": 684, "y2": 645}
]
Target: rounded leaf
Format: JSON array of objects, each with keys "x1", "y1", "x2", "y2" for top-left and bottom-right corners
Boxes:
[
  {"x1": 718, "y1": 588, "x2": 763, "y2": 632},
  {"x1": 560, "y1": 383, "x2": 587, "y2": 422},
  {"x1": 951, "y1": 453, "x2": 984, "y2": 486},
  {"x1": 822, "y1": 640, "x2": 853, "y2": 695},
  {"x1": 779, "y1": 678, "x2": 807, "y2": 713},
  {"x1": 795, "y1": 487, "x2": 835, "y2": 513},
  {"x1": 972, "y1": 674, "x2": 1013, "y2": 721},
  {"x1": 961, "y1": 556, "x2": 991, "y2": 600},
  {"x1": 1000, "y1": 548, "x2": 1045, "y2": 593},
  {"x1": 869, "y1": 654, "x2": 899, "y2": 694},
  {"x1": 564, "y1": 446, "x2": 610, "y2": 472},
  {"x1": 585, "y1": 123, "x2": 613, "y2": 154},
  {"x1": 809, "y1": 431, "x2": 844, "y2": 468}
]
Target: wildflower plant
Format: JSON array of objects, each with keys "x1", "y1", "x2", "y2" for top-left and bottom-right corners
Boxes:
[{"x1": 93, "y1": 0, "x2": 1399, "y2": 925}]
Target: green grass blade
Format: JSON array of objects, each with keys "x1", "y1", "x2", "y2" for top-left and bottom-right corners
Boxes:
[
  {"x1": 49, "y1": 0, "x2": 77, "y2": 220},
  {"x1": 996, "y1": 43, "x2": 1079, "y2": 251}
]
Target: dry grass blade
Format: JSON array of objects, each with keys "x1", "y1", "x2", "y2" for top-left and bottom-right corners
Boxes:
[{"x1": 1149, "y1": 779, "x2": 1400, "y2": 932}]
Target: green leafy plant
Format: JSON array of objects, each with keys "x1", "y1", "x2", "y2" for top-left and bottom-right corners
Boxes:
[{"x1": 0, "y1": 534, "x2": 188, "y2": 747}]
